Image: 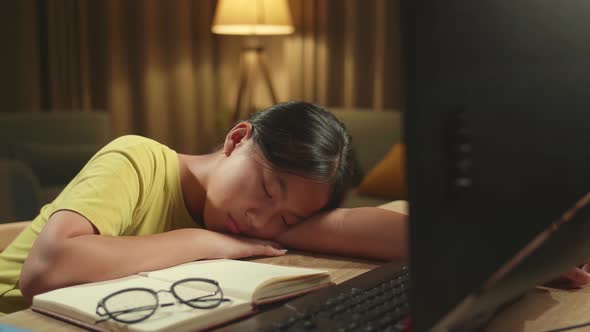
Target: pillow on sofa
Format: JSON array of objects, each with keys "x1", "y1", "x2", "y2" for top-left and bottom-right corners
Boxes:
[
  {"x1": 12, "y1": 143, "x2": 101, "y2": 186},
  {"x1": 357, "y1": 143, "x2": 406, "y2": 200}
]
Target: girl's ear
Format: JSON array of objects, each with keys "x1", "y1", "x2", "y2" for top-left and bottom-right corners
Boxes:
[{"x1": 223, "y1": 122, "x2": 253, "y2": 156}]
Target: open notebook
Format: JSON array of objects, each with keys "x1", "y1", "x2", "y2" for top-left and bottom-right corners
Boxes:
[{"x1": 31, "y1": 259, "x2": 333, "y2": 332}]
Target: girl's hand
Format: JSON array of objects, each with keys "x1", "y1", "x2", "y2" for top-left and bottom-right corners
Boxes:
[
  {"x1": 562, "y1": 264, "x2": 590, "y2": 287},
  {"x1": 207, "y1": 232, "x2": 287, "y2": 259},
  {"x1": 547, "y1": 264, "x2": 590, "y2": 289}
]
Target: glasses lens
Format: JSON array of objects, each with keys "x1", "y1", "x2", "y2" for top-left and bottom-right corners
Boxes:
[
  {"x1": 103, "y1": 289, "x2": 158, "y2": 323},
  {"x1": 173, "y1": 279, "x2": 224, "y2": 309}
]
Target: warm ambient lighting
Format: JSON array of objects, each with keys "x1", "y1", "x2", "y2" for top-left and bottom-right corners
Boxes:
[{"x1": 211, "y1": 0, "x2": 294, "y2": 35}]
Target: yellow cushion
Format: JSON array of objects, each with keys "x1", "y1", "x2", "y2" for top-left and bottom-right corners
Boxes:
[{"x1": 357, "y1": 143, "x2": 406, "y2": 200}]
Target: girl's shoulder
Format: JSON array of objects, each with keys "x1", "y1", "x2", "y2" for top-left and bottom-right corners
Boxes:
[
  {"x1": 89, "y1": 135, "x2": 176, "y2": 176},
  {"x1": 95, "y1": 135, "x2": 171, "y2": 158},
  {"x1": 103, "y1": 135, "x2": 165, "y2": 150}
]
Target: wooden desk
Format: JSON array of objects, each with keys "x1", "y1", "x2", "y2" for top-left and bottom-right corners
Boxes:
[
  {"x1": 2, "y1": 252, "x2": 590, "y2": 332},
  {"x1": 3, "y1": 199, "x2": 588, "y2": 332},
  {"x1": 485, "y1": 285, "x2": 590, "y2": 332},
  {"x1": 0, "y1": 252, "x2": 382, "y2": 331}
]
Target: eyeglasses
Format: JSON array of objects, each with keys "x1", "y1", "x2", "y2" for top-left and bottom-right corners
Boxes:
[{"x1": 95, "y1": 278, "x2": 231, "y2": 324}]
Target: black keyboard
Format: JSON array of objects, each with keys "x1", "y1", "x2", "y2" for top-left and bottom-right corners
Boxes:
[{"x1": 216, "y1": 262, "x2": 410, "y2": 332}]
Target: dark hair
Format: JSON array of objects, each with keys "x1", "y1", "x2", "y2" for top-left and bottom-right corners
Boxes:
[{"x1": 246, "y1": 101, "x2": 353, "y2": 210}]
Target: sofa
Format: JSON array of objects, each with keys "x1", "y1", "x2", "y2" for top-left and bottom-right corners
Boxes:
[
  {"x1": 0, "y1": 112, "x2": 111, "y2": 222},
  {"x1": 330, "y1": 108, "x2": 405, "y2": 208}
]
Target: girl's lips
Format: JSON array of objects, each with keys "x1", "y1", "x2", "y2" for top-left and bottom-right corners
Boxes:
[{"x1": 227, "y1": 214, "x2": 240, "y2": 234}]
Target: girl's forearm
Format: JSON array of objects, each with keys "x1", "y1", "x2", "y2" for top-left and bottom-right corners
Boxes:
[
  {"x1": 20, "y1": 228, "x2": 223, "y2": 301},
  {"x1": 276, "y1": 207, "x2": 408, "y2": 260},
  {"x1": 338, "y1": 207, "x2": 408, "y2": 260}
]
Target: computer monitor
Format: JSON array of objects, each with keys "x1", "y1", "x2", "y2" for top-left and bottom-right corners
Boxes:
[{"x1": 401, "y1": 1, "x2": 590, "y2": 330}]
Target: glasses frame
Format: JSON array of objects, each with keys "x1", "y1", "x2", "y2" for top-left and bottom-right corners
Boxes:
[{"x1": 95, "y1": 277, "x2": 230, "y2": 324}]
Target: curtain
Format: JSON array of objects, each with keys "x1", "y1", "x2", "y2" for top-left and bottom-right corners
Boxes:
[
  {"x1": 9, "y1": 0, "x2": 401, "y2": 153},
  {"x1": 105, "y1": 0, "x2": 221, "y2": 153},
  {"x1": 14, "y1": 0, "x2": 224, "y2": 153},
  {"x1": 284, "y1": 0, "x2": 401, "y2": 111}
]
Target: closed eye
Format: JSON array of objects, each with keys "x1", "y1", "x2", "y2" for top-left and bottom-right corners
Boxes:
[
  {"x1": 281, "y1": 216, "x2": 289, "y2": 226},
  {"x1": 262, "y1": 180, "x2": 272, "y2": 198}
]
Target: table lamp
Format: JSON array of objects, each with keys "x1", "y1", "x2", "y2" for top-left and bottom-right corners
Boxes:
[{"x1": 212, "y1": 0, "x2": 294, "y2": 123}]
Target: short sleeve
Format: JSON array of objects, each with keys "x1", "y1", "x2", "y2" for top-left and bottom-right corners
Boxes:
[{"x1": 49, "y1": 151, "x2": 141, "y2": 236}]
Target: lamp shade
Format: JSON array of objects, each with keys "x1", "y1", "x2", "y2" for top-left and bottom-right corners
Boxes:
[{"x1": 211, "y1": 0, "x2": 294, "y2": 35}]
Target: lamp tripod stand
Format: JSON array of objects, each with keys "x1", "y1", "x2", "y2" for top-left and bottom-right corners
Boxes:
[{"x1": 232, "y1": 46, "x2": 278, "y2": 124}]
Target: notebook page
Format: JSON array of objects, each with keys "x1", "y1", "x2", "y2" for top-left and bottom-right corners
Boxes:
[
  {"x1": 32, "y1": 275, "x2": 249, "y2": 332},
  {"x1": 140, "y1": 259, "x2": 329, "y2": 300}
]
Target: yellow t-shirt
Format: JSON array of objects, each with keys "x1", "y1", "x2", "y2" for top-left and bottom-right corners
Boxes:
[{"x1": 0, "y1": 135, "x2": 199, "y2": 314}]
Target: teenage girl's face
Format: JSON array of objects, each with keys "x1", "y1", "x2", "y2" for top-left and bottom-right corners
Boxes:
[{"x1": 203, "y1": 123, "x2": 332, "y2": 239}]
